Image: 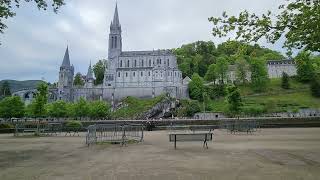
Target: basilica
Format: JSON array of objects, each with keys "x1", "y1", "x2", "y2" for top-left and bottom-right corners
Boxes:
[{"x1": 57, "y1": 4, "x2": 189, "y2": 104}]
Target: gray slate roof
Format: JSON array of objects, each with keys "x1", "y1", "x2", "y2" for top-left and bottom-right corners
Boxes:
[{"x1": 120, "y1": 50, "x2": 174, "y2": 57}]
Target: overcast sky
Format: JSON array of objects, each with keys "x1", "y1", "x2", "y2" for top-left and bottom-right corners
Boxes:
[{"x1": 0, "y1": 0, "x2": 286, "y2": 82}]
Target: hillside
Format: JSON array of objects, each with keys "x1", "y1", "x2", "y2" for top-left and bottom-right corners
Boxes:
[
  {"x1": 208, "y1": 78, "x2": 320, "y2": 114},
  {"x1": 0, "y1": 80, "x2": 44, "y2": 92}
]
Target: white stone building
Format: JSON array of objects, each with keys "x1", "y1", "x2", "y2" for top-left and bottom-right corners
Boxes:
[
  {"x1": 56, "y1": 4, "x2": 188, "y2": 103},
  {"x1": 267, "y1": 59, "x2": 297, "y2": 78}
]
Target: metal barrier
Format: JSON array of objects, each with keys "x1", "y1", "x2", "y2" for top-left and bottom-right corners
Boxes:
[
  {"x1": 14, "y1": 122, "x2": 63, "y2": 136},
  {"x1": 219, "y1": 120, "x2": 260, "y2": 134},
  {"x1": 86, "y1": 123, "x2": 144, "y2": 146}
]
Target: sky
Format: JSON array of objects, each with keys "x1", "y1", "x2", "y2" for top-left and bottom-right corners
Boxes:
[{"x1": 0, "y1": 0, "x2": 286, "y2": 83}]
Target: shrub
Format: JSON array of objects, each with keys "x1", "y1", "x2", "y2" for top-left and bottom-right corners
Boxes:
[
  {"x1": 281, "y1": 72, "x2": 290, "y2": 89},
  {"x1": 176, "y1": 99, "x2": 201, "y2": 117},
  {"x1": 89, "y1": 101, "x2": 111, "y2": 119},
  {"x1": 310, "y1": 74, "x2": 320, "y2": 97},
  {"x1": 242, "y1": 106, "x2": 265, "y2": 116},
  {"x1": 205, "y1": 84, "x2": 226, "y2": 99},
  {"x1": 0, "y1": 123, "x2": 14, "y2": 133},
  {"x1": 65, "y1": 120, "x2": 83, "y2": 130}
]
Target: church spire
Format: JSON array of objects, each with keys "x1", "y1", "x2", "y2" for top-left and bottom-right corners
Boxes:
[
  {"x1": 86, "y1": 61, "x2": 94, "y2": 80},
  {"x1": 61, "y1": 46, "x2": 70, "y2": 67},
  {"x1": 112, "y1": 3, "x2": 120, "y2": 26}
]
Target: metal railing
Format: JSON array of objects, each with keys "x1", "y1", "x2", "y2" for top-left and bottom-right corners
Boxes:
[{"x1": 86, "y1": 123, "x2": 144, "y2": 146}]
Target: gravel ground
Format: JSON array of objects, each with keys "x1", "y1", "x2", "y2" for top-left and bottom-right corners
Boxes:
[{"x1": 1, "y1": 128, "x2": 320, "y2": 180}]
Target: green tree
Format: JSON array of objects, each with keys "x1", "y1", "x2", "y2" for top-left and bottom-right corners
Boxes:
[
  {"x1": 295, "y1": 51, "x2": 314, "y2": 82},
  {"x1": 1, "y1": 0, "x2": 65, "y2": 36},
  {"x1": 30, "y1": 82, "x2": 48, "y2": 117},
  {"x1": 310, "y1": 73, "x2": 320, "y2": 97},
  {"x1": 177, "y1": 99, "x2": 201, "y2": 117},
  {"x1": 66, "y1": 102, "x2": 76, "y2": 118},
  {"x1": 46, "y1": 100, "x2": 68, "y2": 118},
  {"x1": 226, "y1": 85, "x2": 242, "y2": 115},
  {"x1": 281, "y1": 72, "x2": 290, "y2": 89},
  {"x1": 216, "y1": 57, "x2": 229, "y2": 84},
  {"x1": 188, "y1": 73, "x2": 205, "y2": 101},
  {"x1": 0, "y1": 81, "x2": 11, "y2": 97},
  {"x1": 204, "y1": 64, "x2": 217, "y2": 84},
  {"x1": 209, "y1": 1, "x2": 320, "y2": 53},
  {"x1": 74, "y1": 97, "x2": 89, "y2": 119},
  {"x1": 74, "y1": 73, "x2": 84, "y2": 86},
  {"x1": 89, "y1": 101, "x2": 111, "y2": 119},
  {"x1": 93, "y1": 60, "x2": 106, "y2": 85},
  {"x1": 0, "y1": 96, "x2": 24, "y2": 118},
  {"x1": 235, "y1": 58, "x2": 249, "y2": 84},
  {"x1": 250, "y1": 58, "x2": 269, "y2": 92}
]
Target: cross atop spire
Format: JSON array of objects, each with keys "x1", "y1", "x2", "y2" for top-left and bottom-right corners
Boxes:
[
  {"x1": 61, "y1": 46, "x2": 70, "y2": 67},
  {"x1": 112, "y1": 3, "x2": 120, "y2": 27}
]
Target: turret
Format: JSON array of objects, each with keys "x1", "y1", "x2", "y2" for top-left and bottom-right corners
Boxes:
[
  {"x1": 85, "y1": 62, "x2": 94, "y2": 88},
  {"x1": 58, "y1": 46, "x2": 74, "y2": 101}
]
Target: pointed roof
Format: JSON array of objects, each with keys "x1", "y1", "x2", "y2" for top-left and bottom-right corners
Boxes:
[
  {"x1": 112, "y1": 3, "x2": 120, "y2": 26},
  {"x1": 86, "y1": 61, "x2": 94, "y2": 80},
  {"x1": 61, "y1": 46, "x2": 70, "y2": 67}
]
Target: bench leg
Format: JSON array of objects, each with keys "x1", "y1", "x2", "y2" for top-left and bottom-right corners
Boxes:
[
  {"x1": 203, "y1": 140, "x2": 208, "y2": 149},
  {"x1": 203, "y1": 135, "x2": 208, "y2": 149}
]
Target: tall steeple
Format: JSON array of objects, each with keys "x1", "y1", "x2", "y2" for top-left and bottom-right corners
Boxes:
[
  {"x1": 61, "y1": 46, "x2": 70, "y2": 67},
  {"x1": 108, "y1": 3, "x2": 122, "y2": 59},
  {"x1": 58, "y1": 46, "x2": 74, "y2": 101},
  {"x1": 112, "y1": 3, "x2": 120, "y2": 27}
]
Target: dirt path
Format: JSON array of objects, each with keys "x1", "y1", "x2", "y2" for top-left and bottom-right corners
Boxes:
[{"x1": 1, "y1": 128, "x2": 320, "y2": 180}]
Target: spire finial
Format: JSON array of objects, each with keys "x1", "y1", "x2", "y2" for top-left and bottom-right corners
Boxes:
[{"x1": 112, "y1": 2, "x2": 120, "y2": 26}]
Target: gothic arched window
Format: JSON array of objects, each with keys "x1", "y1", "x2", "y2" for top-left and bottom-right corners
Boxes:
[
  {"x1": 134, "y1": 60, "x2": 137, "y2": 67},
  {"x1": 141, "y1": 60, "x2": 144, "y2": 67},
  {"x1": 120, "y1": 60, "x2": 123, "y2": 67},
  {"x1": 149, "y1": 60, "x2": 151, "y2": 66},
  {"x1": 111, "y1": 37, "x2": 114, "y2": 48},
  {"x1": 114, "y1": 36, "x2": 117, "y2": 48},
  {"x1": 127, "y1": 60, "x2": 130, "y2": 67}
]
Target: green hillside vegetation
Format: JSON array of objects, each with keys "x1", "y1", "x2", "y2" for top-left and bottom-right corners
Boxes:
[
  {"x1": 174, "y1": 40, "x2": 284, "y2": 78},
  {"x1": 112, "y1": 95, "x2": 165, "y2": 119},
  {"x1": 175, "y1": 41, "x2": 320, "y2": 117},
  {"x1": 208, "y1": 78, "x2": 319, "y2": 114}
]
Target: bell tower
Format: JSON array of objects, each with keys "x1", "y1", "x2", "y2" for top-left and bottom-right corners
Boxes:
[{"x1": 108, "y1": 3, "x2": 122, "y2": 59}]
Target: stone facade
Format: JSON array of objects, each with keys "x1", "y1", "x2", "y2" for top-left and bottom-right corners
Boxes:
[{"x1": 267, "y1": 59, "x2": 297, "y2": 78}]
